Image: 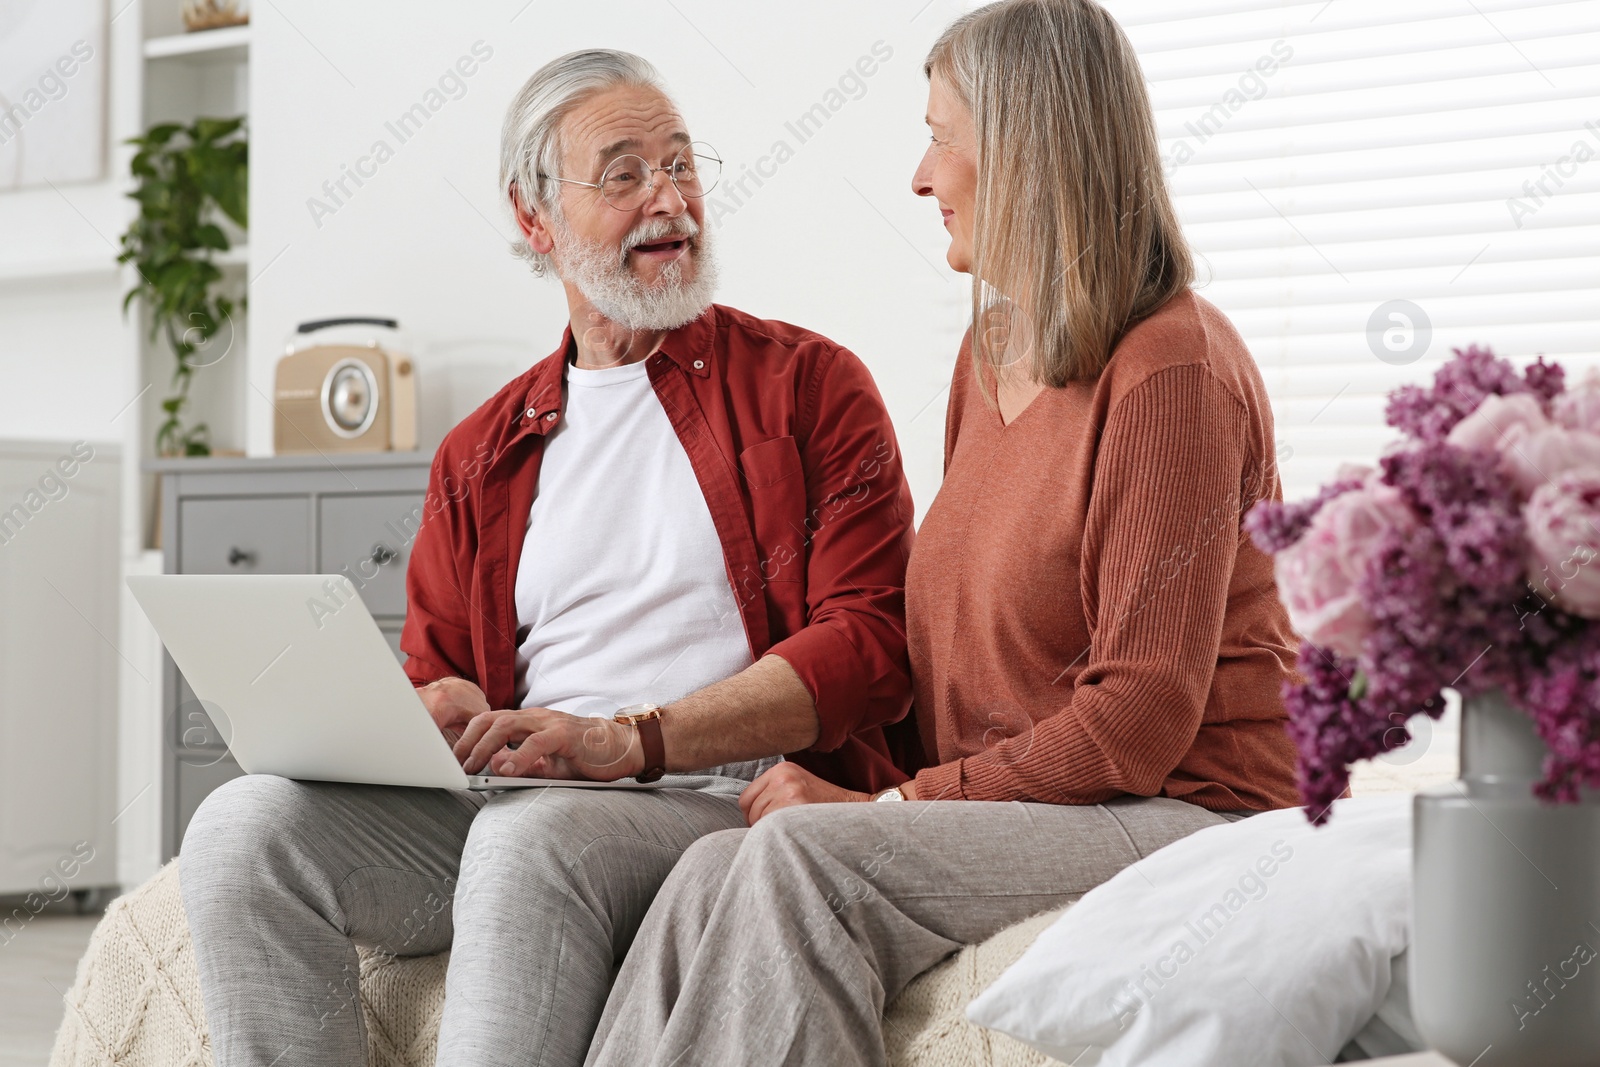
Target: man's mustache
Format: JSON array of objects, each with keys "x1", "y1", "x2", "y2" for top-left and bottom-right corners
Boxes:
[{"x1": 616, "y1": 217, "x2": 700, "y2": 260}]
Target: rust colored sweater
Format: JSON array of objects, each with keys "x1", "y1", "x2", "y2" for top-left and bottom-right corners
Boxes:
[{"x1": 905, "y1": 291, "x2": 1301, "y2": 811}]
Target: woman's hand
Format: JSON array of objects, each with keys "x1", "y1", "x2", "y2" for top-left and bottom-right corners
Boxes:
[
  {"x1": 418, "y1": 677, "x2": 490, "y2": 748},
  {"x1": 452, "y1": 707, "x2": 642, "y2": 781},
  {"x1": 739, "y1": 762, "x2": 870, "y2": 825}
]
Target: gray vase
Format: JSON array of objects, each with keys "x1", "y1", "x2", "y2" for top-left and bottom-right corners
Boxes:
[{"x1": 1412, "y1": 688, "x2": 1600, "y2": 1066}]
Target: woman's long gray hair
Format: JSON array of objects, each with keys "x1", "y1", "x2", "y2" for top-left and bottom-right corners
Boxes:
[{"x1": 927, "y1": 0, "x2": 1193, "y2": 396}]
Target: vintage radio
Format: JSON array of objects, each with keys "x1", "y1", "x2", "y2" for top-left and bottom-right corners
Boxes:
[{"x1": 273, "y1": 317, "x2": 417, "y2": 454}]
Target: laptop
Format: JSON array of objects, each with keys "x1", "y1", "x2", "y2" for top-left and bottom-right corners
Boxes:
[{"x1": 126, "y1": 573, "x2": 660, "y2": 792}]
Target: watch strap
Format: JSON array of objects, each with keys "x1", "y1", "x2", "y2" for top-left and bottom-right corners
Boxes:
[{"x1": 633, "y1": 714, "x2": 666, "y2": 783}]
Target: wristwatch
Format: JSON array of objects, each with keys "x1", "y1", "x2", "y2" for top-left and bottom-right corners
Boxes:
[
  {"x1": 614, "y1": 703, "x2": 665, "y2": 783},
  {"x1": 872, "y1": 786, "x2": 905, "y2": 802}
]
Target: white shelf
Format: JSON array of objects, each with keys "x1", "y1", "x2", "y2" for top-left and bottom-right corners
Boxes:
[
  {"x1": 0, "y1": 255, "x2": 121, "y2": 284},
  {"x1": 0, "y1": 246, "x2": 248, "y2": 285},
  {"x1": 144, "y1": 25, "x2": 250, "y2": 63}
]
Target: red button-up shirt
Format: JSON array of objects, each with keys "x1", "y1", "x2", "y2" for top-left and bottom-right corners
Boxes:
[{"x1": 399, "y1": 303, "x2": 915, "y2": 793}]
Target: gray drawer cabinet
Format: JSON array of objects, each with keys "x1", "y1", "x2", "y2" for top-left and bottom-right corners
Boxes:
[
  {"x1": 318, "y1": 492, "x2": 421, "y2": 616},
  {"x1": 146, "y1": 452, "x2": 433, "y2": 862},
  {"x1": 178, "y1": 496, "x2": 311, "y2": 574}
]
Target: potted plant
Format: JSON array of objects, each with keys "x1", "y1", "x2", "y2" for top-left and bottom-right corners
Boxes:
[
  {"x1": 1246, "y1": 345, "x2": 1600, "y2": 1065},
  {"x1": 117, "y1": 116, "x2": 248, "y2": 457}
]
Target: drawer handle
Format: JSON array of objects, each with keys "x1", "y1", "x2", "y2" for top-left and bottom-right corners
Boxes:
[
  {"x1": 370, "y1": 542, "x2": 399, "y2": 566},
  {"x1": 227, "y1": 546, "x2": 256, "y2": 567}
]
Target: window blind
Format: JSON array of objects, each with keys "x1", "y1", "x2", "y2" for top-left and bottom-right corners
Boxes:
[{"x1": 1098, "y1": 0, "x2": 1600, "y2": 501}]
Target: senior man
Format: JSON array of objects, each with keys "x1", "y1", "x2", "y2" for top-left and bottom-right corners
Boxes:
[{"x1": 177, "y1": 49, "x2": 915, "y2": 1067}]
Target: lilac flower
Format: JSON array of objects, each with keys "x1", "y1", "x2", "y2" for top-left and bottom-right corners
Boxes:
[
  {"x1": 1264, "y1": 345, "x2": 1600, "y2": 822},
  {"x1": 1245, "y1": 476, "x2": 1365, "y2": 553},
  {"x1": 1508, "y1": 645, "x2": 1600, "y2": 803},
  {"x1": 1385, "y1": 344, "x2": 1532, "y2": 442},
  {"x1": 1380, "y1": 444, "x2": 1527, "y2": 593},
  {"x1": 1523, "y1": 356, "x2": 1566, "y2": 405},
  {"x1": 1281, "y1": 644, "x2": 1373, "y2": 824}
]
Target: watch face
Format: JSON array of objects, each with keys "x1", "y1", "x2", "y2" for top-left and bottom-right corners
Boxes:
[
  {"x1": 614, "y1": 703, "x2": 662, "y2": 724},
  {"x1": 875, "y1": 787, "x2": 905, "y2": 802}
]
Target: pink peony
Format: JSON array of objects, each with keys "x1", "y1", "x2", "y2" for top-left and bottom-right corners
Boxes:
[
  {"x1": 1526, "y1": 471, "x2": 1600, "y2": 617},
  {"x1": 1552, "y1": 374, "x2": 1600, "y2": 435},
  {"x1": 1500, "y1": 425, "x2": 1600, "y2": 499},
  {"x1": 1273, "y1": 479, "x2": 1419, "y2": 657},
  {"x1": 1445, "y1": 392, "x2": 1549, "y2": 454},
  {"x1": 1332, "y1": 461, "x2": 1376, "y2": 483}
]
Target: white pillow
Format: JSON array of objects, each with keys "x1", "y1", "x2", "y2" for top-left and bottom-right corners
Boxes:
[{"x1": 966, "y1": 795, "x2": 1411, "y2": 1067}]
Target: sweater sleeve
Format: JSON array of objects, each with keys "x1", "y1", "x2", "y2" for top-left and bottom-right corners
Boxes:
[{"x1": 911, "y1": 363, "x2": 1253, "y2": 803}]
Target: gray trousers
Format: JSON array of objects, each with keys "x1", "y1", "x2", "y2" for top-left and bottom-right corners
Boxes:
[
  {"x1": 177, "y1": 772, "x2": 750, "y2": 1067},
  {"x1": 585, "y1": 796, "x2": 1244, "y2": 1067}
]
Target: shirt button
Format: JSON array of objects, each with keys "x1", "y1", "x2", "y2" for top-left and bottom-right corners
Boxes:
[
  {"x1": 692, "y1": 360, "x2": 704, "y2": 370},
  {"x1": 545, "y1": 412, "x2": 557, "y2": 421},
  {"x1": 525, "y1": 408, "x2": 536, "y2": 419}
]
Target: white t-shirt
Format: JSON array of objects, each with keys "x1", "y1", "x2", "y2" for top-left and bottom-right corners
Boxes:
[{"x1": 512, "y1": 356, "x2": 754, "y2": 719}]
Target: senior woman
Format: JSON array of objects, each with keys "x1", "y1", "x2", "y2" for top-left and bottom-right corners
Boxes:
[{"x1": 584, "y1": 1, "x2": 1301, "y2": 1063}]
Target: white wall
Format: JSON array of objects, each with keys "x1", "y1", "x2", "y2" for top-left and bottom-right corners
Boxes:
[
  {"x1": 247, "y1": 0, "x2": 975, "y2": 520},
  {"x1": 0, "y1": 3, "x2": 141, "y2": 449},
  {"x1": 0, "y1": 274, "x2": 134, "y2": 443}
]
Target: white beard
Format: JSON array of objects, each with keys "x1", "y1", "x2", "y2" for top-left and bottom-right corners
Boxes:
[{"x1": 551, "y1": 214, "x2": 719, "y2": 331}]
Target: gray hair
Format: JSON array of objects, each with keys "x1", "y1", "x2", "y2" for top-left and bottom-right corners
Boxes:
[
  {"x1": 499, "y1": 49, "x2": 671, "y2": 276},
  {"x1": 925, "y1": 0, "x2": 1192, "y2": 395}
]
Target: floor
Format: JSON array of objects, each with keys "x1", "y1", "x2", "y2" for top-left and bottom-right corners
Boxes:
[{"x1": 0, "y1": 908, "x2": 102, "y2": 1067}]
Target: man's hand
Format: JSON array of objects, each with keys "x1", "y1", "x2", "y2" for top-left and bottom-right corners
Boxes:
[
  {"x1": 419, "y1": 677, "x2": 491, "y2": 751},
  {"x1": 739, "y1": 762, "x2": 870, "y2": 825},
  {"x1": 452, "y1": 707, "x2": 643, "y2": 781}
]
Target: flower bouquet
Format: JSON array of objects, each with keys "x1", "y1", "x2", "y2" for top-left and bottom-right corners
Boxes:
[{"x1": 1246, "y1": 345, "x2": 1600, "y2": 822}]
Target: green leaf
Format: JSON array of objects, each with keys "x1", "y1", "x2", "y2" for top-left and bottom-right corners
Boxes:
[
  {"x1": 193, "y1": 116, "x2": 244, "y2": 144},
  {"x1": 144, "y1": 124, "x2": 184, "y2": 146},
  {"x1": 198, "y1": 166, "x2": 248, "y2": 228},
  {"x1": 193, "y1": 223, "x2": 228, "y2": 250},
  {"x1": 153, "y1": 259, "x2": 196, "y2": 292},
  {"x1": 130, "y1": 181, "x2": 172, "y2": 206},
  {"x1": 1347, "y1": 669, "x2": 1368, "y2": 702}
]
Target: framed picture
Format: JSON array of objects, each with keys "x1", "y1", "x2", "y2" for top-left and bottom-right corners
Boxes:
[{"x1": 0, "y1": 0, "x2": 107, "y2": 190}]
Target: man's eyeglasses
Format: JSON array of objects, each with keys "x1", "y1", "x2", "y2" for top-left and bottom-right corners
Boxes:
[{"x1": 541, "y1": 142, "x2": 722, "y2": 211}]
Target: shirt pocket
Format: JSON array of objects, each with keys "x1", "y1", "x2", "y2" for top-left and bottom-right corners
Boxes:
[{"x1": 739, "y1": 435, "x2": 807, "y2": 588}]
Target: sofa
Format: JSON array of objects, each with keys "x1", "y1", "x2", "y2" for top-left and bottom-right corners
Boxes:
[
  {"x1": 45, "y1": 855, "x2": 1064, "y2": 1067},
  {"x1": 46, "y1": 760, "x2": 1445, "y2": 1066}
]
